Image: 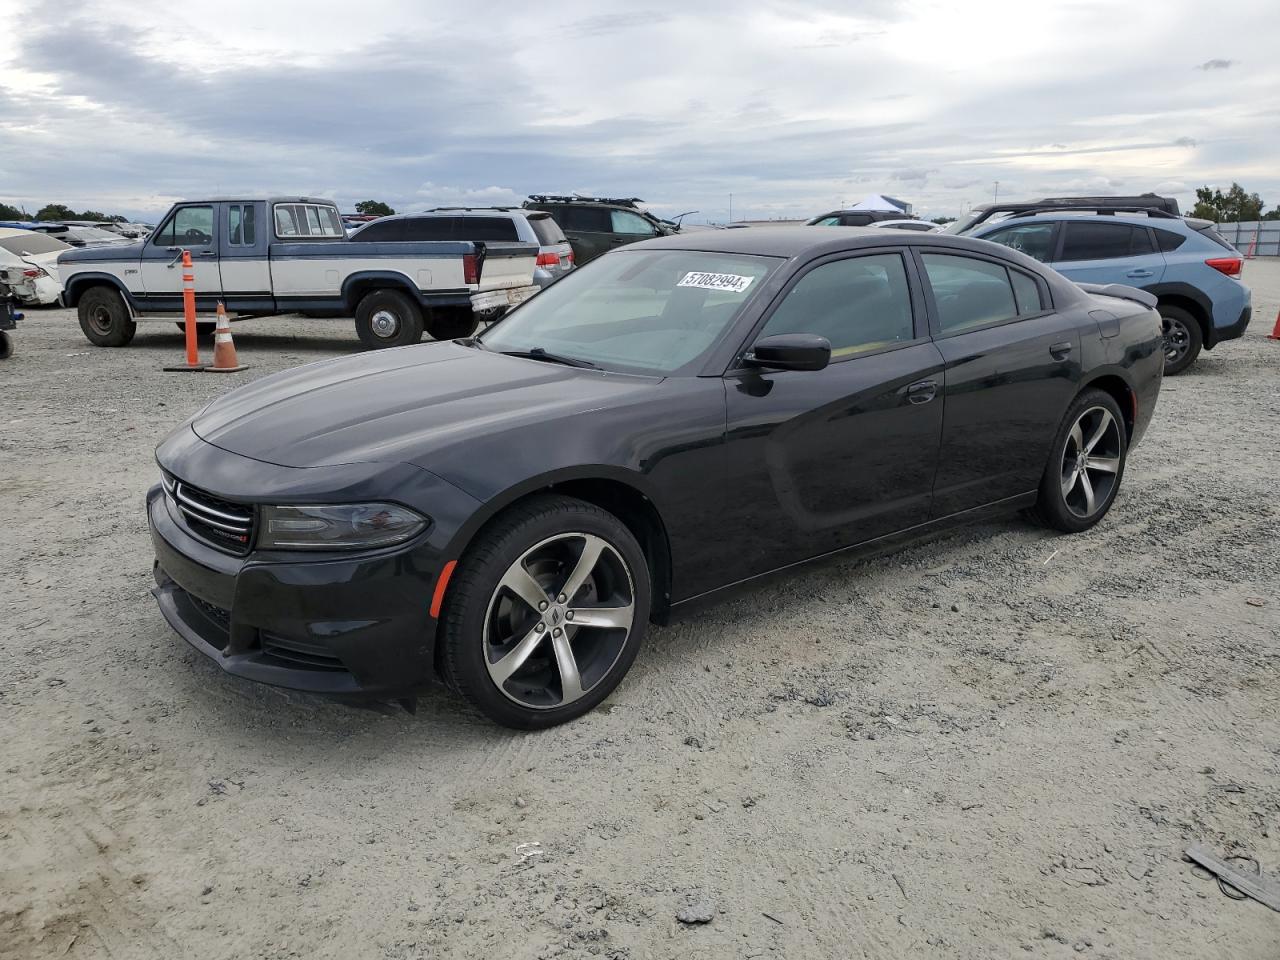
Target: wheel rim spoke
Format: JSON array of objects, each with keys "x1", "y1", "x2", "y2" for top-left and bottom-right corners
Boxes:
[
  {"x1": 1061, "y1": 469, "x2": 1078, "y2": 500},
  {"x1": 1087, "y1": 456, "x2": 1120, "y2": 474},
  {"x1": 568, "y1": 604, "x2": 633, "y2": 629},
  {"x1": 558, "y1": 535, "x2": 606, "y2": 602},
  {"x1": 1079, "y1": 469, "x2": 1096, "y2": 514},
  {"x1": 1069, "y1": 421, "x2": 1084, "y2": 456},
  {"x1": 489, "y1": 625, "x2": 545, "y2": 685},
  {"x1": 550, "y1": 631, "x2": 583, "y2": 702},
  {"x1": 499, "y1": 563, "x2": 548, "y2": 614},
  {"x1": 1084, "y1": 411, "x2": 1113, "y2": 453}
]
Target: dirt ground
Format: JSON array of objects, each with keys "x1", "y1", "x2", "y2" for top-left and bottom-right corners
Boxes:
[{"x1": 2, "y1": 263, "x2": 1279, "y2": 960}]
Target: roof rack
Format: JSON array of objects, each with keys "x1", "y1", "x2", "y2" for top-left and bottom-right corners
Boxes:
[
  {"x1": 527, "y1": 195, "x2": 644, "y2": 208},
  {"x1": 1007, "y1": 205, "x2": 1181, "y2": 221},
  {"x1": 429, "y1": 206, "x2": 518, "y2": 212},
  {"x1": 962, "y1": 194, "x2": 1179, "y2": 230}
]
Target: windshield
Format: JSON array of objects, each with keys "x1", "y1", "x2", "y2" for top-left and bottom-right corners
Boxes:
[
  {"x1": 479, "y1": 249, "x2": 778, "y2": 375},
  {"x1": 0, "y1": 232, "x2": 71, "y2": 256},
  {"x1": 943, "y1": 211, "x2": 986, "y2": 235}
]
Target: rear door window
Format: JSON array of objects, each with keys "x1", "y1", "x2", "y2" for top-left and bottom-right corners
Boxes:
[
  {"x1": 453, "y1": 217, "x2": 520, "y2": 242},
  {"x1": 527, "y1": 215, "x2": 567, "y2": 245},
  {"x1": 558, "y1": 207, "x2": 612, "y2": 232},
  {"x1": 398, "y1": 218, "x2": 453, "y2": 241},
  {"x1": 1059, "y1": 222, "x2": 1143, "y2": 261},
  {"x1": 981, "y1": 222, "x2": 1056, "y2": 262},
  {"x1": 921, "y1": 253, "x2": 1020, "y2": 334},
  {"x1": 227, "y1": 204, "x2": 256, "y2": 246}
]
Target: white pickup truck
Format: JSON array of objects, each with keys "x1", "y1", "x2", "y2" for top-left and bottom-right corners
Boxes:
[{"x1": 57, "y1": 196, "x2": 540, "y2": 348}]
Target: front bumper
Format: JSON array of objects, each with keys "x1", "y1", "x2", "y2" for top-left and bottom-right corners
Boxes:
[{"x1": 148, "y1": 478, "x2": 456, "y2": 698}]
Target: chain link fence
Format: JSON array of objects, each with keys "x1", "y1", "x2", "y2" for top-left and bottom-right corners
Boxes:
[{"x1": 1215, "y1": 221, "x2": 1280, "y2": 257}]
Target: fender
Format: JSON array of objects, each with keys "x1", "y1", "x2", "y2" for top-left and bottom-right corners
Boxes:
[
  {"x1": 61, "y1": 272, "x2": 138, "y2": 311},
  {"x1": 1140, "y1": 281, "x2": 1212, "y2": 323},
  {"x1": 340, "y1": 270, "x2": 430, "y2": 311}
]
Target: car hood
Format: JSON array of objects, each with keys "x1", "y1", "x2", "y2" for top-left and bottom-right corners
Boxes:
[
  {"x1": 58, "y1": 239, "x2": 144, "y2": 264},
  {"x1": 191, "y1": 340, "x2": 662, "y2": 470}
]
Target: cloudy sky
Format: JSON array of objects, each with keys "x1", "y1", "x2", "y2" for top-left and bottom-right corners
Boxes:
[{"x1": 1, "y1": 0, "x2": 1277, "y2": 223}]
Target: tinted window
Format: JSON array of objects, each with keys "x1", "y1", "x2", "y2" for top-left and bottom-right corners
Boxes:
[
  {"x1": 527, "y1": 215, "x2": 566, "y2": 245},
  {"x1": 152, "y1": 205, "x2": 214, "y2": 247},
  {"x1": 611, "y1": 210, "x2": 657, "y2": 236},
  {"x1": 402, "y1": 218, "x2": 453, "y2": 241},
  {"x1": 759, "y1": 254, "x2": 914, "y2": 357},
  {"x1": 1010, "y1": 269, "x2": 1043, "y2": 315},
  {"x1": 812, "y1": 216, "x2": 841, "y2": 226},
  {"x1": 841, "y1": 214, "x2": 875, "y2": 226},
  {"x1": 1131, "y1": 227, "x2": 1154, "y2": 255},
  {"x1": 228, "y1": 204, "x2": 256, "y2": 246},
  {"x1": 1153, "y1": 228, "x2": 1187, "y2": 252},
  {"x1": 922, "y1": 254, "x2": 1018, "y2": 333},
  {"x1": 1059, "y1": 222, "x2": 1141, "y2": 261},
  {"x1": 983, "y1": 222, "x2": 1056, "y2": 262},
  {"x1": 454, "y1": 216, "x2": 519, "y2": 242},
  {"x1": 556, "y1": 207, "x2": 611, "y2": 232},
  {"x1": 352, "y1": 219, "x2": 408, "y2": 241}
]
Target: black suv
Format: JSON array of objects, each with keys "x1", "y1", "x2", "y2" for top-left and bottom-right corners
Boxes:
[{"x1": 523, "y1": 196, "x2": 677, "y2": 265}]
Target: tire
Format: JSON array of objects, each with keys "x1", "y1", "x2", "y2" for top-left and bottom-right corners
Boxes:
[
  {"x1": 1029, "y1": 388, "x2": 1128, "y2": 533},
  {"x1": 0, "y1": 331, "x2": 11, "y2": 360},
  {"x1": 425, "y1": 305, "x2": 479, "y2": 341},
  {"x1": 441, "y1": 495, "x2": 651, "y2": 729},
  {"x1": 1159, "y1": 304, "x2": 1202, "y2": 375},
  {"x1": 174, "y1": 321, "x2": 217, "y2": 339},
  {"x1": 354, "y1": 289, "x2": 424, "y2": 349},
  {"x1": 77, "y1": 286, "x2": 136, "y2": 347}
]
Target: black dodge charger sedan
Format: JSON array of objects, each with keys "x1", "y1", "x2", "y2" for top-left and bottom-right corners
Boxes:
[{"x1": 149, "y1": 228, "x2": 1163, "y2": 727}]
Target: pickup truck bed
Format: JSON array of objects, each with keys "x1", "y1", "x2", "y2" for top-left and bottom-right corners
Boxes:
[{"x1": 58, "y1": 196, "x2": 540, "y2": 349}]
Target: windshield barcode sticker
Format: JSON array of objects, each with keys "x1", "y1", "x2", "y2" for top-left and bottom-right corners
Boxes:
[{"x1": 678, "y1": 272, "x2": 755, "y2": 293}]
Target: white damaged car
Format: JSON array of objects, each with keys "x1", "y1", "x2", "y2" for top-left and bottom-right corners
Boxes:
[{"x1": 0, "y1": 228, "x2": 69, "y2": 305}]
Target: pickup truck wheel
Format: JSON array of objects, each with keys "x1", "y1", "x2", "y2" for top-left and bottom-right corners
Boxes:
[
  {"x1": 426, "y1": 306, "x2": 479, "y2": 341},
  {"x1": 78, "y1": 287, "x2": 136, "y2": 347},
  {"x1": 0, "y1": 331, "x2": 12, "y2": 360},
  {"x1": 1159, "y1": 305, "x2": 1202, "y2": 375},
  {"x1": 174, "y1": 321, "x2": 217, "y2": 339},
  {"x1": 355, "y1": 289, "x2": 424, "y2": 349}
]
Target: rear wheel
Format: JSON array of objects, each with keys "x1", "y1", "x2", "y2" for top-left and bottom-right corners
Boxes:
[
  {"x1": 425, "y1": 305, "x2": 479, "y2": 341},
  {"x1": 354, "y1": 289, "x2": 424, "y2": 349},
  {"x1": 1159, "y1": 304, "x2": 1202, "y2": 375},
  {"x1": 441, "y1": 495, "x2": 650, "y2": 728},
  {"x1": 0, "y1": 331, "x2": 12, "y2": 359},
  {"x1": 1029, "y1": 389, "x2": 1127, "y2": 533},
  {"x1": 77, "y1": 287, "x2": 136, "y2": 347}
]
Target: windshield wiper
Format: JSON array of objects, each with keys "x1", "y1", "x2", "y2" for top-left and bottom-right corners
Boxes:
[{"x1": 499, "y1": 347, "x2": 599, "y2": 369}]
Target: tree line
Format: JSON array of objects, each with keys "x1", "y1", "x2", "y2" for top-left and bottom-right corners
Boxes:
[
  {"x1": 0, "y1": 201, "x2": 130, "y2": 222},
  {"x1": 1190, "y1": 183, "x2": 1280, "y2": 222}
]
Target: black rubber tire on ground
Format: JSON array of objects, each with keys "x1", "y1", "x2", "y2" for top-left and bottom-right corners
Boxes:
[
  {"x1": 0, "y1": 331, "x2": 12, "y2": 360},
  {"x1": 440, "y1": 495, "x2": 651, "y2": 729},
  {"x1": 77, "y1": 286, "x2": 136, "y2": 347},
  {"x1": 174, "y1": 321, "x2": 217, "y2": 339},
  {"x1": 354, "y1": 289, "x2": 424, "y2": 349},
  {"x1": 1028, "y1": 388, "x2": 1128, "y2": 534},
  {"x1": 1159, "y1": 304, "x2": 1202, "y2": 375},
  {"x1": 425, "y1": 306, "x2": 480, "y2": 341}
]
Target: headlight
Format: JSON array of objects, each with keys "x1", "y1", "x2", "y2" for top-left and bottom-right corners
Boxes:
[{"x1": 259, "y1": 503, "x2": 428, "y2": 550}]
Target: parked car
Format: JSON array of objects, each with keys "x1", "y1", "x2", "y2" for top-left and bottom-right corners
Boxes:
[
  {"x1": 523, "y1": 196, "x2": 677, "y2": 265},
  {"x1": 867, "y1": 219, "x2": 940, "y2": 232},
  {"x1": 966, "y1": 204, "x2": 1250, "y2": 374},
  {"x1": 46, "y1": 225, "x2": 136, "y2": 248},
  {"x1": 0, "y1": 228, "x2": 70, "y2": 305},
  {"x1": 806, "y1": 209, "x2": 910, "y2": 227},
  {"x1": 0, "y1": 272, "x2": 21, "y2": 358},
  {"x1": 148, "y1": 226, "x2": 1163, "y2": 727},
  {"x1": 58, "y1": 197, "x2": 539, "y2": 348},
  {"x1": 351, "y1": 208, "x2": 574, "y2": 290},
  {"x1": 948, "y1": 193, "x2": 1179, "y2": 235}
]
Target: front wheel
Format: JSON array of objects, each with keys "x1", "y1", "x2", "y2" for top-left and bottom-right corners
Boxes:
[
  {"x1": 1029, "y1": 389, "x2": 1128, "y2": 533},
  {"x1": 1160, "y1": 305, "x2": 1202, "y2": 375},
  {"x1": 440, "y1": 495, "x2": 651, "y2": 728},
  {"x1": 354, "y1": 289, "x2": 424, "y2": 349},
  {"x1": 0, "y1": 331, "x2": 12, "y2": 359},
  {"x1": 77, "y1": 286, "x2": 136, "y2": 347}
]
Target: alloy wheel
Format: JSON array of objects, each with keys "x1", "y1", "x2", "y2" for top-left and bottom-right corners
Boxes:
[
  {"x1": 1060, "y1": 405, "x2": 1122, "y2": 518},
  {"x1": 1162, "y1": 315, "x2": 1190, "y2": 366},
  {"x1": 483, "y1": 532, "x2": 635, "y2": 709},
  {"x1": 369, "y1": 309, "x2": 401, "y2": 339}
]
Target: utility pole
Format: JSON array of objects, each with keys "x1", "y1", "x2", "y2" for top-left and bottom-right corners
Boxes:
[
  {"x1": 729, "y1": 193, "x2": 733, "y2": 224},
  {"x1": 993, "y1": 181, "x2": 1000, "y2": 204}
]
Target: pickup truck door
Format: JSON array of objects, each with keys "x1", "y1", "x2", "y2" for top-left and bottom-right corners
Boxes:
[
  {"x1": 139, "y1": 203, "x2": 224, "y2": 311},
  {"x1": 218, "y1": 202, "x2": 272, "y2": 313}
]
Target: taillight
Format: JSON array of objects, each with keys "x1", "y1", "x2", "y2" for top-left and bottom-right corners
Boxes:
[
  {"x1": 1205, "y1": 257, "x2": 1242, "y2": 277},
  {"x1": 462, "y1": 254, "x2": 478, "y2": 285},
  {"x1": 567, "y1": 251, "x2": 575, "y2": 264},
  {"x1": 22, "y1": 267, "x2": 44, "y2": 279},
  {"x1": 535, "y1": 252, "x2": 560, "y2": 266}
]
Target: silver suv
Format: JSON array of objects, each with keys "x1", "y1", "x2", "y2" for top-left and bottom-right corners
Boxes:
[{"x1": 350, "y1": 208, "x2": 574, "y2": 288}]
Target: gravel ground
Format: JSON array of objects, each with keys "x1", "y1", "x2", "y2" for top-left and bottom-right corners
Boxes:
[{"x1": 2, "y1": 264, "x2": 1279, "y2": 959}]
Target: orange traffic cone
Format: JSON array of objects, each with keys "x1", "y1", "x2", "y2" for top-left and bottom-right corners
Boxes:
[
  {"x1": 206, "y1": 302, "x2": 247, "y2": 372},
  {"x1": 1268, "y1": 308, "x2": 1280, "y2": 342}
]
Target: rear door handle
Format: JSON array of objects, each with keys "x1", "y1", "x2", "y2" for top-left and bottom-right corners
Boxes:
[
  {"x1": 1050, "y1": 341, "x2": 1073, "y2": 361},
  {"x1": 906, "y1": 378, "x2": 937, "y2": 404}
]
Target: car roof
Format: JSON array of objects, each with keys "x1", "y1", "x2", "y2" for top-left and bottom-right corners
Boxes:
[
  {"x1": 973, "y1": 212, "x2": 1198, "y2": 233},
  {"x1": 629, "y1": 225, "x2": 999, "y2": 259}
]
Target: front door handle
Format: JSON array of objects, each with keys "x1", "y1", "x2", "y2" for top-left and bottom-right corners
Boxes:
[
  {"x1": 1125, "y1": 269, "x2": 1153, "y2": 278},
  {"x1": 1050, "y1": 341, "x2": 1073, "y2": 361},
  {"x1": 197, "y1": 250, "x2": 218, "y2": 258},
  {"x1": 906, "y1": 378, "x2": 937, "y2": 404}
]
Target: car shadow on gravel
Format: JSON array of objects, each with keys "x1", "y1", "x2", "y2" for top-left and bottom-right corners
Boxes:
[{"x1": 129, "y1": 332, "x2": 361, "y2": 354}]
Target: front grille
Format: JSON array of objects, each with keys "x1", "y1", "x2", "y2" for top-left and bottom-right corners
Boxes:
[
  {"x1": 162, "y1": 473, "x2": 255, "y2": 555},
  {"x1": 260, "y1": 633, "x2": 348, "y2": 672}
]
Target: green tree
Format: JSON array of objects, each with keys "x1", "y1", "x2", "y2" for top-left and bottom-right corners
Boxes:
[
  {"x1": 36, "y1": 203, "x2": 77, "y2": 221},
  {"x1": 1190, "y1": 183, "x2": 1264, "y2": 222},
  {"x1": 930, "y1": 216, "x2": 957, "y2": 225},
  {"x1": 1262, "y1": 208, "x2": 1280, "y2": 221},
  {"x1": 0, "y1": 201, "x2": 24, "y2": 220},
  {"x1": 355, "y1": 200, "x2": 395, "y2": 217},
  {"x1": 79, "y1": 210, "x2": 108, "y2": 221}
]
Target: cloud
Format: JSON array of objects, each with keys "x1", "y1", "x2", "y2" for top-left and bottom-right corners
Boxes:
[{"x1": 1195, "y1": 58, "x2": 1235, "y2": 70}]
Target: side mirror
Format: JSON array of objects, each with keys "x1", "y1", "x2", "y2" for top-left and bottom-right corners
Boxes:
[{"x1": 743, "y1": 333, "x2": 831, "y2": 372}]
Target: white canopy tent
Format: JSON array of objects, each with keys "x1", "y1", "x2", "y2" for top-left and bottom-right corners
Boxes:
[{"x1": 848, "y1": 194, "x2": 912, "y2": 215}]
